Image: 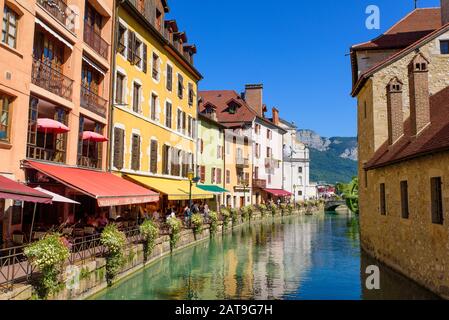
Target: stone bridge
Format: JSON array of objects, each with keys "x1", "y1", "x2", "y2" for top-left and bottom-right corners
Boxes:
[{"x1": 324, "y1": 200, "x2": 347, "y2": 212}]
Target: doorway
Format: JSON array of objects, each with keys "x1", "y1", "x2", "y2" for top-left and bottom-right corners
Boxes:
[{"x1": 240, "y1": 196, "x2": 245, "y2": 208}]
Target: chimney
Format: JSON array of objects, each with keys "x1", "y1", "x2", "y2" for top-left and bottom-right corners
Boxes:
[
  {"x1": 386, "y1": 78, "x2": 404, "y2": 145},
  {"x1": 244, "y1": 84, "x2": 263, "y2": 116},
  {"x1": 442, "y1": 0, "x2": 449, "y2": 25},
  {"x1": 408, "y1": 53, "x2": 431, "y2": 136},
  {"x1": 272, "y1": 107, "x2": 280, "y2": 126}
]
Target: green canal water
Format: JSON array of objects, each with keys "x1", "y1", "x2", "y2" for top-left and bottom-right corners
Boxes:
[{"x1": 92, "y1": 213, "x2": 439, "y2": 300}]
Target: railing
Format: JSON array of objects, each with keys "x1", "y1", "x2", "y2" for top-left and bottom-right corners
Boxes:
[
  {"x1": 0, "y1": 245, "x2": 35, "y2": 293},
  {"x1": 77, "y1": 155, "x2": 101, "y2": 169},
  {"x1": 117, "y1": 41, "x2": 126, "y2": 55},
  {"x1": 31, "y1": 58, "x2": 73, "y2": 101},
  {"x1": 36, "y1": 0, "x2": 76, "y2": 32},
  {"x1": 27, "y1": 144, "x2": 66, "y2": 163},
  {"x1": 80, "y1": 86, "x2": 107, "y2": 118},
  {"x1": 236, "y1": 157, "x2": 250, "y2": 168},
  {"x1": 83, "y1": 23, "x2": 109, "y2": 60},
  {"x1": 253, "y1": 179, "x2": 267, "y2": 189}
]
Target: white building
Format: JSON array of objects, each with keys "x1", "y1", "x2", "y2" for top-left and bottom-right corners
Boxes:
[
  {"x1": 279, "y1": 118, "x2": 317, "y2": 202},
  {"x1": 243, "y1": 84, "x2": 288, "y2": 204}
]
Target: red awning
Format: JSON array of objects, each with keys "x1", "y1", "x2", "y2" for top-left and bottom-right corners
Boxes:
[
  {"x1": 0, "y1": 175, "x2": 53, "y2": 204},
  {"x1": 24, "y1": 161, "x2": 159, "y2": 207},
  {"x1": 263, "y1": 189, "x2": 292, "y2": 197}
]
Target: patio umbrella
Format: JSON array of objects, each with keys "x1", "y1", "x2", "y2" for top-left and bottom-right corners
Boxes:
[
  {"x1": 81, "y1": 131, "x2": 108, "y2": 160},
  {"x1": 36, "y1": 118, "x2": 70, "y2": 150}
]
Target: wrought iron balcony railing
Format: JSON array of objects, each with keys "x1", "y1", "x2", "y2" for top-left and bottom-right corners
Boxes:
[
  {"x1": 37, "y1": 0, "x2": 76, "y2": 32},
  {"x1": 253, "y1": 179, "x2": 267, "y2": 189},
  {"x1": 83, "y1": 22, "x2": 109, "y2": 60},
  {"x1": 31, "y1": 58, "x2": 73, "y2": 101},
  {"x1": 27, "y1": 145, "x2": 66, "y2": 163},
  {"x1": 80, "y1": 86, "x2": 107, "y2": 118},
  {"x1": 236, "y1": 157, "x2": 250, "y2": 168}
]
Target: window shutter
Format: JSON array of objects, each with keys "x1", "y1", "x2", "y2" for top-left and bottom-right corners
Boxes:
[
  {"x1": 167, "y1": 65, "x2": 172, "y2": 91},
  {"x1": 142, "y1": 43, "x2": 147, "y2": 73},
  {"x1": 113, "y1": 128, "x2": 124, "y2": 169},
  {"x1": 131, "y1": 134, "x2": 140, "y2": 171},
  {"x1": 150, "y1": 140, "x2": 158, "y2": 173},
  {"x1": 128, "y1": 31, "x2": 134, "y2": 63},
  {"x1": 201, "y1": 166, "x2": 205, "y2": 183}
]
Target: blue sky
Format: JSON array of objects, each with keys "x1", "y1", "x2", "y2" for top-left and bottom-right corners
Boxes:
[{"x1": 167, "y1": 0, "x2": 441, "y2": 137}]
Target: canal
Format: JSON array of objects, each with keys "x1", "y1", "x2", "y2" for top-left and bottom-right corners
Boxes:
[{"x1": 92, "y1": 213, "x2": 439, "y2": 300}]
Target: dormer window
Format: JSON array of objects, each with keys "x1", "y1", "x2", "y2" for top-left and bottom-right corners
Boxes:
[
  {"x1": 415, "y1": 62, "x2": 427, "y2": 71},
  {"x1": 388, "y1": 79, "x2": 402, "y2": 93},
  {"x1": 228, "y1": 106, "x2": 236, "y2": 114}
]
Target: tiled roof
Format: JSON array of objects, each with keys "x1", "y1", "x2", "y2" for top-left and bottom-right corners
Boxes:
[
  {"x1": 199, "y1": 90, "x2": 257, "y2": 128},
  {"x1": 352, "y1": 8, "x2": 441, "y2": 50},
  {"x1": 365, "y1": 86, "x2": 449, "y2": 170}
]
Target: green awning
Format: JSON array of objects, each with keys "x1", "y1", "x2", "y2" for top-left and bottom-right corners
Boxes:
[{"x1": 197, "y1": 185, "x2": 229, "y2": 193}]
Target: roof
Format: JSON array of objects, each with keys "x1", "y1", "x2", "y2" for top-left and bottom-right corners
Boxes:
[
  {"x1": 199, "y1": 90, "x2": 257, "y2": 128},
  {"x1": 24, "y1": 161, "x2": 159, "y2": 207},
  {"x1": 365, "y1": 86, "x2": 449, "y2": 170},
  {"x1": 0, "y1": 175, "x2": 53, "y2": 204},
  {"x1": 352, "y1": 8, "x2": 441, "y2": 51},
  {"x1": 351, "y1": 8, "x2": 444, "y2": 96}
]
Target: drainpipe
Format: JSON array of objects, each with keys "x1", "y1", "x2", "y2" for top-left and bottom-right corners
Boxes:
[{"x1": 107, "y1": 0, "x2": 123, "y2": 172}]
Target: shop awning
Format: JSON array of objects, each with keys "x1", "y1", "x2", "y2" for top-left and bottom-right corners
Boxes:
[
  {"x1": 263, "y1": 189, "x2": 292, "y2": 197},
  {"x1": 0, "y1": 175, "x2": 52, "y2": 204},
  {"x1": 33, "y1": 187, "x2": 80, "y2": 204},
  {"x1": 197, "y1": 184, "x2": 229, "y2": 194},
  {"x1": 126, "y1": 175, "x2": 214, "y2": 201},
  {"x1": 24, "y1": 161, "x2": 159, "y2": 207}
]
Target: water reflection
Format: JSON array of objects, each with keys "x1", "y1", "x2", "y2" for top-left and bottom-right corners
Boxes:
[{"x1": 93, "y1": 213, "x2": 439, "y2": 300}]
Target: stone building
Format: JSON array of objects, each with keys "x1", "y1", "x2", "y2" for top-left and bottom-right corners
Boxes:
[{"x1": 350, "y1": 2, "x2": 449, "y2": 298}]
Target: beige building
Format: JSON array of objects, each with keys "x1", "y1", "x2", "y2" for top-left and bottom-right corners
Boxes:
[{"x1": 351, "y1": 2, "x2": 449, "y2": 298}]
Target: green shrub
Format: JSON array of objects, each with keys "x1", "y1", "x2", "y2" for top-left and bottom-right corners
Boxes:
[
  {"x1": 191, "y1": 213, "x2": 204, "y2": 238},
  {"x1": 24, "y1": 233, "x2": 70, "y2": 299},
  {"x1": 209, "y1": 211, "x2": 219, "y2": 235},
  {"x1": 101, "y1": 224, "x2": 126, "y2": 286},
  {"x1": 270, "y1": 203, "x2": 277, "y2": 216},
  {"x1": 240, "y1": 206, "x2": 249, "y2": 221},
  {"x1": 221, "y1": 208, "x2": 231, "y2": 229},
  {"x1": 230, "y1": 208, "x2": 239, "y2": 225},
  {"x1": 247, "y1": 205, "x2": 254, "y2": 220},
  {"x1": 167, "y1": 216, "x2": 183, "y2": 252},
  {"x1": 280, "y1": 203, "x2": 287, "y2": 215},
  {"x1": 258, "y1": 204, "x2": 267, "y2": 217},
  {"x1": 140, "y1": 220, "x2": 159, "y2": 262},
  {"x1": 287, "y1": 203, "x2": 294, "y2": 215}
]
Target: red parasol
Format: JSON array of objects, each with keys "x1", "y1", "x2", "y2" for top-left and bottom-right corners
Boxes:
[
  {"x1": 37, "y1": 118, "x2": 70, "y2": 134},
  {"x1": 82, "y1": 131, "x2": 108, "y2": 142}
]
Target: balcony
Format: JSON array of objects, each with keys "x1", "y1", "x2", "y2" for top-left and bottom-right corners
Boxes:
[
  {"x1": 37, "y1": 0, "x2": 76, "y2": 33},
  {"x1": 78, "y1": 155, "x2": 101, "y2": 169},
  {"x1": 80, "y1": 86, "x2": 107, "y2": 118},
  {"x1": 83, "y1": 23, "x2": 109, "y2": 60},
  {"x1": 236, "y1": 156, "x2": 249, "y2": 168},
  {"x1": 27, "y1": 145, "x2": 66, "y2": 163},
  {"x1": 253, "y1": 179, "x2": 267, "y2": 189},
  {"x1": 265, "y1": 157, "x2": 278, "y2": 170},
  {"x1": 31, "y1": 58, "x2": 73, "y2": 101}
]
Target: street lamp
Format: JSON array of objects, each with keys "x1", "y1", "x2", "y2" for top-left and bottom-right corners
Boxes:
[
  {"x1": 242, "y1": 179, "x2": 250, "y2": 207},
  {"x1": 188, "y1": 170, "x2": 200, "y2": 208}
]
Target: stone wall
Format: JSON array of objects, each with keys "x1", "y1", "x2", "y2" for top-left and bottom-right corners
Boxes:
[{"x1": 360, "y1": 152, "x2": 449, "y2": 299}]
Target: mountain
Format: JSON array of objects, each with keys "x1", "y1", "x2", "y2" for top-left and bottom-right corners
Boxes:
[{"x1": 297, "y1": 130, "x2": 358, "y2": 184}]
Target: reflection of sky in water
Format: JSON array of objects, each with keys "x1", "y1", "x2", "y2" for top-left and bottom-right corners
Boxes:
[{"x1": 93, "y1": 214, "x2": 439, "y2": 300}]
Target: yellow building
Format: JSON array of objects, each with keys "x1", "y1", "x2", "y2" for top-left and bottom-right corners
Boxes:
[{"x1": 110, "y1": 0, "x2": 212, "y2": 213}]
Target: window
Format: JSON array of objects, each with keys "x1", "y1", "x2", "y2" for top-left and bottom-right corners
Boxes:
[
  {"x1": 131, "y1": 134, "x2": 140, "y2": 171},
  {"x1": 267, "y1": 147, "x2": 272, "y2": 158},
  {"x1": 226, "y1": 170, "x2": 230, "y2": 184},
  {"x1": 298, "y1": 191, "x2": 303, "y2": 196},
  {"x1": 178, "y1": 74, "x2": 184, "y2": 99},
  {"x1": 165, "y1": 102, "x2": 172, "y2": 128},
  {"x1": 298, "y1": 167, "x2": 303, "y2": 174},
  {"x1": 431, "y1": 177, "x2": 443, "y2": 225},
  {"x1": 400, "y1": 181, "x2": 409, "y2": 219},
  {"x1": 255, "y1": 124, "x2": 260, "y2": 134},
  {"x1": 115, "y1": 73, "x2": 125, "y2": 104},
  {"x1": 152, "y1": 53, "x2": 159, "y2": 80},
  {"x1": 216, "y1": 168, "x2": 222, "y2": 185},
  {"x1": 117, "y1": 24, "x2": 126, "y2": 55},
  {"x1": 254, "y1": 166, "x2": 259, "y2": 179},
  {"x1": 2, "y1": 6, "x2": 18, "y2": 48},
  {"x1": 182, "y1": 111, "x2": 186, "y2": 135},
  {"x1": 0, "y1": 95, "x2": 11, "y2": 142},
  {"x1": 187, "y1": 115, "x2": 192, "y2": 137},
  {"x1": 134, "y1": 38, "x2": 142, "y2": 67},
  {"x1": 440, "y1": 40, "x2": 449, "y2": 54},
  {"x1": 268, "y1": 174, "x2": 271, "y2": 184},
  {"x1": 132, "y1": 83, "x2": 141, "y2": 113},
  {"x1": 200, "y1": 165, "x2": 206, "y2": 183},
  {"x1": 188, "y1": 83, "x2": 194, "y2": 106},
  {"x1": 166, "y1": 65, "x2": 173, "y2": 91},
  {"x1": 211, "y1": 168, "x2": 216, "y2": 184},
  {"x1": 255, "y1": 143, "x2": 260, "y2": 158},
  {"x1": 150, "y1": 93, "x2": 157, "y2": 121},
  {"x1": 150, "y1": 140, "x2": 158, "y2": 174},
  {"x1": 177, "y1": 109, "x2": 182, "y2": 131},
  {"x1": 113, "y1": 127, "x2": 125, "y2": 169},
  {"x1": 267, "y1": 129, "x2": 272, "y2": 140},
  {"x1": 380, "y1": 183, "x2": 386, "y2": 215}
]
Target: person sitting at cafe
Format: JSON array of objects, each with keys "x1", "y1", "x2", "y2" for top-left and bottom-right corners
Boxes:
[
  {"x1": 87, "y1": 215, "x2": 98, "y2": 227},
  {"x1": 96, "y1": 212, "x2": 109, "y2": 228}
]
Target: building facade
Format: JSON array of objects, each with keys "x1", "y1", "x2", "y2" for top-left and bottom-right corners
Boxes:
[
  {"x1": 111, "y1": 0, "x2": 213, "y2": 212},
  {"x1": 279, "y1": 118, "x2": 314, "y2": 201},
  {"x1": 351, "y1": 3, "x2": 449, "y2": 298}
]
